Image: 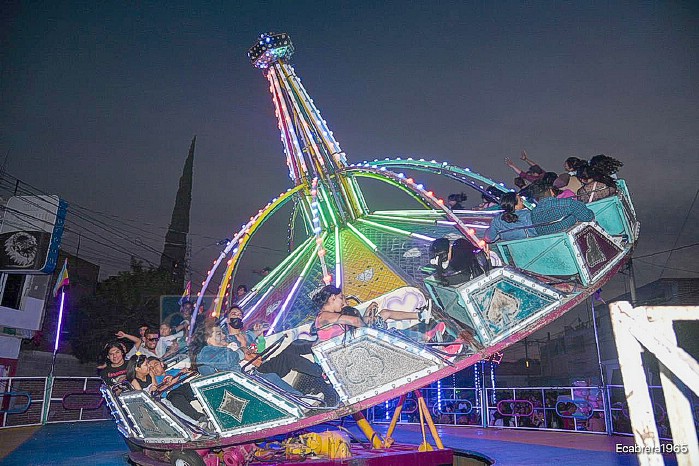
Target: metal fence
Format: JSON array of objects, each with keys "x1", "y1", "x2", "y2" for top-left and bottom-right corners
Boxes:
[
  {"x1": 3, "y1": 376, "x2": 697, "y2": 442},
  {"x1": 368, "y1": 384, "x2": 699, "y2": 441},
  {"x1": 0, "y1": 376, "x2": 110, "y2": 428}
]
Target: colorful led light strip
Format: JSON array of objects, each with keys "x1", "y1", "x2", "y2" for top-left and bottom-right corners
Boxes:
[
  {"x1": 243, "y1": 235, "x2": 318, "y2": 320},
  {"x1": 267, "y1": 238, "x2": 322, "y2": 334},
  {"x1": 191, "y1": 186, "x2": 303, "y2": 327},
  {"x1": 344, "y1": 167, "x2": 486, "y2": 249},
  {"x1": 356, "y1": 218, "x2": 436, "y2": 242},
  {"x1": 346, "y1": 222, "x2": 378, "y2": 251},
  {"x1": 310, "y1": 178, "x2": 331, "y2": 284}
]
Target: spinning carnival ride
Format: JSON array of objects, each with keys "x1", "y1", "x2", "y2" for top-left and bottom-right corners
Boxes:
[{"x1": 105, "y1": 33, "x2": 639, "y2": 465}]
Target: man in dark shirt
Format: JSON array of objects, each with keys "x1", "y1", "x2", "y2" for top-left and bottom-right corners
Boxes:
[
  {"x1": 99, "y1": 342, "x2": 128, "y2": 386},
  {"x1": 530, "y1": 182, "x2": 595, "y2": 235}
]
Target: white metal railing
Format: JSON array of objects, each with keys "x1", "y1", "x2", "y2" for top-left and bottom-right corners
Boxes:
[
  {"x1": 610, "y1": 301, "x2": 699, "y2": 466},
  {"x1": 0, "y1": 376, "x2": 109, "y2": 428},
  {"x1": 368, "y1": 383, "x2": 698, "y2": 441}
]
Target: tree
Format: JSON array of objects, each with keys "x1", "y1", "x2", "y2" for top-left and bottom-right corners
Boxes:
[{"x1": 69, "y1": 261, "x2": 181, "y2": 363}]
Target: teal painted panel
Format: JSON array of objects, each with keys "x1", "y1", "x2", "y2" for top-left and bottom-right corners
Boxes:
[
  {"x1": 495, "y1": 234, "x2": 580, "y2": 276},
  {"x1": 427, "y1": 281, "x2": 482, "y2": 339},
  {"x1": 588, "y1": 197, "x2": 628, "y2": 237},
  {"x1": 198, "y1": 380, "x2": 289, "y2": 431},
  {"x1": 470, "y1": 279, "x2": 556, "y2": 336}
]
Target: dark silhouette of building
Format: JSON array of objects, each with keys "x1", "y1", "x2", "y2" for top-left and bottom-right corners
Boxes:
[{"x1": 160, "y1": 137, "x2": 195, "y2": 287}]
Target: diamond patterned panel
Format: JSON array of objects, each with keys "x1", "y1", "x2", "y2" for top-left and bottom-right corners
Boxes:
[
  {"x1": 340, "y1": 228, "x2": 408, "y2": 302},
  {"x1": 196, "y1": 379, "x2": 291, "y2": 431},
  {"x1": 317, "y1": 334, "x2": 438, "y2": 401},
  {"x1": 574, "y1": 225, "x2": 622, "y2": 278},
  {"x1": 121, "y1": 395, "x2": 186, "y2": 439},
  {"x1": 470, "y1": 278, "x2": 557, "y2": 337}
]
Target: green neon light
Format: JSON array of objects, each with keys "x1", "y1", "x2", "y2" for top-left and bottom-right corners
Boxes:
[
  {"x1": 270, "y1": 235, "x2": 318, "y2": 288},
  {"x1": 315, "y1": 190, "x2": 330, "y2": 229},
  {"x1": 349, "y1": 176, "x2": 369, "y2": 213},
  {"x1": 319, "y1": 184, "x2": 338, "y2": 226},
  {"x1": 253, "y1": 235, "x2": 316, "y2": 292},
  {"x1": 366, "y1": 214, "x2": 439, "y2": 225},
  {"x1": 347, "y1": 222, "x2": 378, "y2": 251},
  {"x1": 357, "y1": 218, "x2": 412, "y2": 236},
  {"x1": 372, "y1": 209, "x2": 443, "y2": 217},
  {"x1": 299, "y1": 196, "x2": 314, "y2": 230},
  {"x1": 300, "y1": 236, "x2": 323, "y2": 278},
  {"x1": 344, "y1": 176, "x2": 366, "y2": 216}
]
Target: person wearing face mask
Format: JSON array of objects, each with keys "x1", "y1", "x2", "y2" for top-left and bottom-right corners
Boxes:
[{"x1": 222, "y1": 305, "x2": 253, "y2": 356}]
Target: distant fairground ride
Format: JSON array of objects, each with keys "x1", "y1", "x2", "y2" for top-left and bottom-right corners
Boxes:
[{"x1": 104, "y1": 33, "x2": 639, "y2": 465}]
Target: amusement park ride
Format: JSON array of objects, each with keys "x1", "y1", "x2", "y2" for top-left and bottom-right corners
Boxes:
[{"x1": 102, "y1": 33, "x2": 639, "y2": 466}]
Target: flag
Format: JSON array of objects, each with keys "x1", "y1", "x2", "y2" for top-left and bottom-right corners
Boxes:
[
  {"x1": 178, "y1": 280, "x2": 191, "y2": 305},
  {"x1": 52, "y1": 259, "x2": 69, "y2": 298}
]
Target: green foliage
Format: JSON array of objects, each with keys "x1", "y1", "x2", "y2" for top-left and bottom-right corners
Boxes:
[{"x1": 69, "y1": 261, "x2": 181, "y2": 363}]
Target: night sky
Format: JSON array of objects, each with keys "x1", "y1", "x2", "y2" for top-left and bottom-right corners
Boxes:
[{"x1": 2, "y1": 2, "x2": 698, "y2": 298}]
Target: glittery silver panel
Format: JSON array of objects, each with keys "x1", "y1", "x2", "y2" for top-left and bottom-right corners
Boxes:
[
  {"x1": 120, "y1": 395, "x2": 186, "y2": 440},
  {"x1": 320, "y1": 335, "x2": 437, "y2": 400}
]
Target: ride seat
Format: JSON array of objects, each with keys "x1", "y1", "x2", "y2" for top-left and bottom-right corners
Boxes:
[{"x1": 493, "y1": 221, "x2": 626, "y2": 286}]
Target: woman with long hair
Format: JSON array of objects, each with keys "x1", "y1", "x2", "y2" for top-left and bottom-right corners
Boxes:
[
  {"x1": 576, "y1": 164, "x2": 617, "y2": 203},
  {"x1": 484, "y1": 192, "x2": 535, "y2": 242},
  {"x1": 125, "y1": 354, "x2": 153, "y2": 391},
  {"x1": 589, "y1": 154, "x2": 623, "y2": 178}
]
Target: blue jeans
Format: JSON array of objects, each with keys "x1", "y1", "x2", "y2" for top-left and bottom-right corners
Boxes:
[{"x1": 258, "y1": 371, "x2": 303, "y2": 396}]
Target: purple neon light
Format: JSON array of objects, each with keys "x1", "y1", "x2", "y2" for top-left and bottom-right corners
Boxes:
[
  {"x1": 267, "y1": 275, "x2": 304, "y2": 335},
  {"x1": 54, "y1": 290, "x2": 66, "y2": 353}
]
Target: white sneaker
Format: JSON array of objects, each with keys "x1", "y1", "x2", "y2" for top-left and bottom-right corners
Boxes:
[{"x1": 305, "y1": 392, "x2": 325, "y2": 407}]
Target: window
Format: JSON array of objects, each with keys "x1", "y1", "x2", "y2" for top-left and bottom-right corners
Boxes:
[{"x1": 0, "y1": 273, "x2": 26, "y2": 309}]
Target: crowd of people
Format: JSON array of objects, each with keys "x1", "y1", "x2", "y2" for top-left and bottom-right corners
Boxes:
[
  {"x1": 97, "y1": 282, "x2": 353, "y2": 422},
  {"x1": 480, "y1": 151, "x2": 623, "y2": 243}
]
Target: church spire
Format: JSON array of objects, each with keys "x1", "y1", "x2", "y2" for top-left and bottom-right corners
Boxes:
[{"x1": 160, "y1": 136, "x2": 195, "y2": 286}]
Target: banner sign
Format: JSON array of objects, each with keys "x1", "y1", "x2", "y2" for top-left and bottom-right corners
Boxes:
[{"x1": 0, "y1": 196, "x2": 68, "y2": 274}]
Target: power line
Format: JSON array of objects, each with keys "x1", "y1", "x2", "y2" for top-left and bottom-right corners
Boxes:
[
  {"x1": 634, "y1": 258, "x2": 699, "y2": 275},
  {"x1": 0, "y1": 179, "x2": 210, "y2": 280},
  {"x1": 660, "y1": 187, "x2": 699, "y2": 279},
  {"x1": 633, "y1": 242, "x2": 699, "y2": 259}
]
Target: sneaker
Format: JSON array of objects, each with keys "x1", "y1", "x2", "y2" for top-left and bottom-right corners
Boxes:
[
  {"x1": 304, "y1": 392, "x2": 325, "y2": 407},
  {"x1": 197, "y1": 416, "x2": 214, "y2": 432},
  {"x1": 443, "y1": 342, "x2": 464, "y2": 357},
  {"x1": 425, "y1": 322, "x2": 446, "y2": 342},
  {"x1": 417, "y1": 300, "x2": 432, "y2": 323}
]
